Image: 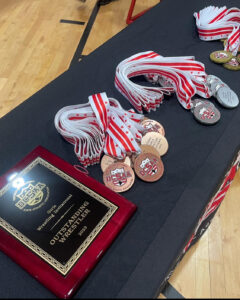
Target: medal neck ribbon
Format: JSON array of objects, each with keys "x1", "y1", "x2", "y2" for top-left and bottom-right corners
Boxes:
[
  {"x1": 115, "y1": 51, "x2": 211, "y2": 113},
  {"x1": 54, "y1": 93, "x2": 144, "y2": 166},
  {"x1": 194, "y1": 6, "x2": 240, "y2": 56}
]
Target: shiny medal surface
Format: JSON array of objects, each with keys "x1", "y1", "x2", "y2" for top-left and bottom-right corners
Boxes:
[
  {"x1": 210, "y1": 50, "x2": 233, "y2": 64},
  {"x1": 103, "y1": 162, "x2": 135, "y2": 193},
  {"x1": 141, "y1": 132, "x2": 169, "y2": 156},
  {"x1": 206, "y1": 75, "x2": 231, "y2": 97},
  {"x1": 223, "y1": 58, "x2": 240, "y2": 71},
  {"x1": 141, "y1": 119, "x2": 165, "y2": 136},
  {"x1": 210, "y1": 81, "x2": 226, "y2": 96},
  {"x1": 206, "y1": 74, "x2": 223, "y2": 86},
  {"x1": 101, "y1": 154, "x2": 131, "y2": 172},
  {"x1": 134, "y1": 153, "x2": 164, "y2": 182},
  {"x1": 216, "y1": 86, "x2": 239, "y2": 108},
  {"x1": 193, "y1": 102, "x2": 221, "y2": 125}
]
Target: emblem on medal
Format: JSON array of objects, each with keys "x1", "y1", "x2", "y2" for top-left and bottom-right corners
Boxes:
[
  {"x1": 210, "y1": 50, "x2": 233, "y2": 64},
  {"x1": 192, "y1": 102, "x2": 221, "y2": 125},
  {"x1": 103, "y1": 162, "x2": 135, "y2": 193},
  {"x1": 223, "y1": 58, "x2": 240, "y2": 71},
  {"x1": 134, "y1": 153, "x2": 164, "y2": 182}
]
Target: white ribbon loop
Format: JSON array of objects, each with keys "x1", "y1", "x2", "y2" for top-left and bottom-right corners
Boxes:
[{"x1": 115, "y1": 51, "x2": 210, "y2": 112}]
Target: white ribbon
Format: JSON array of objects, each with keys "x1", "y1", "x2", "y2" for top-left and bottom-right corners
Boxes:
[{"x1": 115, "y1": 51, "x2": 211, "y2": 112}]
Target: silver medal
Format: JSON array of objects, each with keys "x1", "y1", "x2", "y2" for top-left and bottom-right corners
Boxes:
[
  {"x1": 206, "y1": 75, "x2": 222, "y2": 86},
  {"x1": 191, "y1": 99, "x2": 214, "y2": 112},
  {"x1": 193, "y1": 103, "x2": 221, "y2": 125},
  {"x1": 206, "y1": 75, "x2": 229, "y2": 96},
  {"x1": 216, "y1": 86, "x2": 239, "y2": 108}
]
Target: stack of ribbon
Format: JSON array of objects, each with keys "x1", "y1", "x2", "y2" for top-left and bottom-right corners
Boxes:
[
  {"x1": 54, "y1": 93, "x2": 144, "y2": 167},
  {"x1": 115, "y1": 51, "x2": 211, "y2": 113},
  {"x1": 194, "y1": 6, "x2": 240, "y2": 70}
]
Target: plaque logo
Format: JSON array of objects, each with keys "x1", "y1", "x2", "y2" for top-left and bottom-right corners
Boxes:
[{"x1": 13, "y1": 180, "x2": 49, "y2": 212}]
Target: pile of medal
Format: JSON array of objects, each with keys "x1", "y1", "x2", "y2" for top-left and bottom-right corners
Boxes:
[
  {"x1": 190, "y1": 74, "x2": 239, "y2": 125},
  {"x1": 207, "y1": 75, "x2": 239, "y2": 108},
  {"x1": 210, "y1": 41, "x2": 240, "y2": 71},
  {"x1": 101, "y1": 118, "x2": 168, "y2": 193}
]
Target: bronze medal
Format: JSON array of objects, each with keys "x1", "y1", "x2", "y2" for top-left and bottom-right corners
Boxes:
[
  {"x1": 101, "y1": 155, "x2": 131, "y2": 172},
  {"x1": 140, "y1": 144, "x2": 160, "y2": 157},
  {"x1": 134, "y1": 153, "x2": 164, "y2": 182},
  {"x1": 141, "y1": 119, "x2": 165, "y2": 136},
  {"x1": 103, "y1": 162, "x2": 135, "y2": 193},
  {"x1": 141, "y1": 132, "x2": 168, "y2": 156}
]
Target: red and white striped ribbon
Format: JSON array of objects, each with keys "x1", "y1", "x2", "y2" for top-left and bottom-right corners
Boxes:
[
  {"x1": 115, "y1": 51, "x2": 211, "y2": 113},
  {"x1": 224, "y1": 26, "x2": 240, "y2": 56},
  {"x1": 194, "y1": 6, "x2": 240, "y2": 56},
  {"x1": 54, "y1": 93, "x2": 144, "y2": 166}
]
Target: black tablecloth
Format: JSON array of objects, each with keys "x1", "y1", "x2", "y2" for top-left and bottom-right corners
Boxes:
[{"x1": 0, "y1": 0, "x2": 239, "y2": 298}]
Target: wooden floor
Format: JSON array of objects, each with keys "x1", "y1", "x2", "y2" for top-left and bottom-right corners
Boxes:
[{"x1": 0, "y1": 0, "x2": 239, "y2": 298}]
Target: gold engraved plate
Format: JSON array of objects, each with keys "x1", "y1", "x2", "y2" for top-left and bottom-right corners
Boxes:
[{"x1": 141, "y1": 132, "x2": 169, "y2": 156}]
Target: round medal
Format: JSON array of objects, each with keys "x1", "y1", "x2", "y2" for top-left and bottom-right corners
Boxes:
[
  {"x1": 223, "y1": 58, "x2": 240, "y2": 71},
  {"x1": 103, "y1": 162, "x2": 135, "y2": 193},
  {"x1": 141, "y1": 132, "x2": 169, "y2": 156},
  {"x1": 216, "y1": 86, "x2": 239, "y2": 108},
  {"x1": 237, "y1": 54, "x2": 240, "y2": 64},
  {"x1": 134, "y1": 153, "x2": 164, "y2": 182},
  {"x1": 223, "y1": 57, "x2": 240, "y2": 71},
  {"x1": 210, "y1": 50, "x2": 233, "y2": 64},
  {"x1": 193, "y1": 103, "x2": 221, "y2": 125},
  {"x1": 141, "y1": 119, "x2": 165, "y2": 136},
  {"x1": 101, "y1": 154, "x2": 131, "y2": 172}
]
